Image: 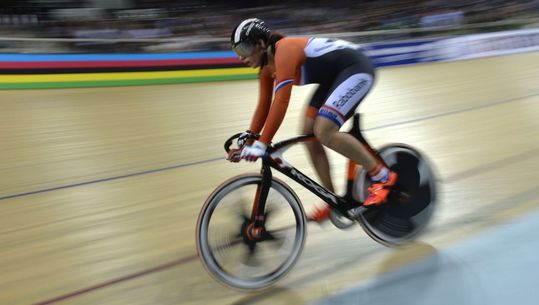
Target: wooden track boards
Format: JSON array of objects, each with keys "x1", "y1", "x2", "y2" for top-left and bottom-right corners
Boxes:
[{"x1": 1, "y1": 52, "x2": 538, "y2": 305}]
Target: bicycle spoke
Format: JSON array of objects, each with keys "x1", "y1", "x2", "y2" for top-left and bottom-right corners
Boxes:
[
  {"x1": 239, "y1": 242, "x2": 258, "y2": 267},
  {"x1": 261, "y1": 230, "x2": 276, "y2": 241}
]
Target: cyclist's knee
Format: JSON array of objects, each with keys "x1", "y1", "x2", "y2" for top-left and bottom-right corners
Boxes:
[
  {"x1": 302, "y1": 116, "x2": 315, "y2": 135},
  {"x1": 313, "y1": 117, "x2": 339, "y2": 147}
]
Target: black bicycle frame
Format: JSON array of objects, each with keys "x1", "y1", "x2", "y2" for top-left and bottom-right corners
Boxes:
[{"x1": 251, "y1": 113, "x2": 375, "y2": 226}]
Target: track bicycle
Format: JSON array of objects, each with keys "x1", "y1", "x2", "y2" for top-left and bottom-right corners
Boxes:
[{"x1": 196, "y1": 113, "x2": 437, "y2": 290}]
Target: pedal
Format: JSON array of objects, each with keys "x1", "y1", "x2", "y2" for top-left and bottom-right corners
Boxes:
[{"x1": 347, "y1": 206, "x2": 368, "y2": 220}]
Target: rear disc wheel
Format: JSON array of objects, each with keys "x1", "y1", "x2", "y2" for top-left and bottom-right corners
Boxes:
[{"x1": 353, "y1": 144, "x2": 437, "y2": 246}]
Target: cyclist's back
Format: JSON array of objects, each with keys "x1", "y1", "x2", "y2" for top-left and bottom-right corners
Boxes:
[{"x1": 268, "y1": 37, "x2": 375, "y2": 86}]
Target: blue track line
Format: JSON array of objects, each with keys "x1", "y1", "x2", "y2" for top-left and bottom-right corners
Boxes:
[
  {"x1": 0, "y1": 157, "x2": 223, "y2": 201},
  {"x1": 364, "y1": 92, "x2": 539, "y2": 131},
  {"x1": 1, "y1": 92, "x2": 537, "y2": 202},
  {"x1": 0, "y1": 51, "x2": 238, "y2": 62}
]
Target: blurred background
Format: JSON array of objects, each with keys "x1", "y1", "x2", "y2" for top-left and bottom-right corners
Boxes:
[
  {"x1": 1, "y1": 2, "x2": 539, "y2": 305},
  {"x1": 1, "y1": 0, "x2": 538, "y2": 53}
]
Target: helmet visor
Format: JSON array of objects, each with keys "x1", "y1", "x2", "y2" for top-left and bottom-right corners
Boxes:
[{"x1": 232, "y1": 42, "x2": 255, "y2": 57}]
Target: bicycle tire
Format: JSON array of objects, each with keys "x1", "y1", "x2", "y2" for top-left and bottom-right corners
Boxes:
[{"x1": 196, "y1": 174, "x2": 307, "y2": 290}]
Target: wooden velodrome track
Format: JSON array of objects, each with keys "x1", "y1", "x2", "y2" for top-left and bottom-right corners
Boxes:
[{"x1": 1, "y1": 51, "x2": 538, "y2": 305}]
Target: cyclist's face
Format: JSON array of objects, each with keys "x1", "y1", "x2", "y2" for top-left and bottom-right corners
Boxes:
[{"x1": 233, "y1": 40, "x2": 264, "y2": 68}]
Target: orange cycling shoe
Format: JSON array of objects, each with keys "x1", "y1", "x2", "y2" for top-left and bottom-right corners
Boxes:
[
  {"x1": 307, "y1": 203, "x2": 332, "y2": 223},
  {"x1": 363, "y1": 171, "x2": 398, "y2": 206}
]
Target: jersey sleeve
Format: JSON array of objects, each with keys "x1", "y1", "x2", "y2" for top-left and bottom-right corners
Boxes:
[
  {"x1": 259, "y1": 40, "x2": 304, "y2": 144},
  {"x1": 248, "y1": 67, "x2": 274, "y2": 134}
]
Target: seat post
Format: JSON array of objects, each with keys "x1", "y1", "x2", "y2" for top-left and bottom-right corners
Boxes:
[{"x1": 349, "y1": 113, "x2": 368, "y2": 145}]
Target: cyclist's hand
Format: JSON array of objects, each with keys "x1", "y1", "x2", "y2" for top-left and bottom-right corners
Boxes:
[
  {"x1": 237, "y1": 130, "x2": 254, "y2": 148},
  {"x1": 227, "y1": 148, "x2": 242, "y2": 163},
  {"x1": 241, "y1": 140, "x2": 267, "y2": 162}
]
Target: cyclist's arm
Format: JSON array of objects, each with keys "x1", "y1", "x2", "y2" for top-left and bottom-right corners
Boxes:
[
  {"x1": 259, "y1": 40, "x2": 303, "y2": 144},
  {"x1": 248, "y1": 67, "x2": 274, "y2": 134}
]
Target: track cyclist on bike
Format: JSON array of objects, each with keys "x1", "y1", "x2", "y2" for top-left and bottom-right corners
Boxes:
[{"x1": 228, "y1": 18, "x2": 397, "y2": 222}]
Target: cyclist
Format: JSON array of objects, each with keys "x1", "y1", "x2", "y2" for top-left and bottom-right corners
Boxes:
[{"x1": 228, "y1": 18, "x2": 397, "y2": 222}]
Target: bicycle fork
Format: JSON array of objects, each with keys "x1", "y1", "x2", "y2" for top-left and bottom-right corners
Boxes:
[{"x1": 246, "y1": 162, "x2": 273, "y2": 240}]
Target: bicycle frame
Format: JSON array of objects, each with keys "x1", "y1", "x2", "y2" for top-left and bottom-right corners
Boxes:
[
  {"x1": 199, "y1": 118, "x2": 436, "y2": 290},
  {"x1": 250, "y1": 113, "x2": 377, "y2": 228}
]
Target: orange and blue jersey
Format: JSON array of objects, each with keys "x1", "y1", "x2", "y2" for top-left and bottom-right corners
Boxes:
[{"x1": 250, "y1": 37, "x2": 375, "y2": 144}]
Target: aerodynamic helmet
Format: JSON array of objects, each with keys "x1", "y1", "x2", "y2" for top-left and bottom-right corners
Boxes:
[{"x1": 230, "y1": 18, "x2": 271, "y2": 57}]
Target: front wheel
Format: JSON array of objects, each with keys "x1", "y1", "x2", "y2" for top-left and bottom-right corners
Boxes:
[
  {"x1": 196, "y1": 174, "x2": 307, "y2": 290},
  {"x1": 353, "y1": 144, "x2": 438, "y2": 246}
]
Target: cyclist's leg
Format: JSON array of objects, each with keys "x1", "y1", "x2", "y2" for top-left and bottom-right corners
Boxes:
[
  {"x1": 302, "y1": 85, "x2": 335, "y2": 193},
  {"x1": 303, "y1": 86, "x2": 335, "y2": 222},
  {"x1": 313, "y1": 64, "x2": 397, "y2": 206},
  {"x1": 313, "y1": 64, "x2": 377, "y2": 168},
  {"x1": 303, "y1": 116, "x2": 335, "y2": 192},
  {"x1": 315, "y1": 119, "x2": 377, "y2": 168}
]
